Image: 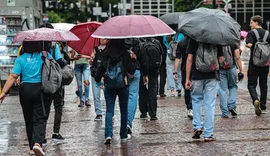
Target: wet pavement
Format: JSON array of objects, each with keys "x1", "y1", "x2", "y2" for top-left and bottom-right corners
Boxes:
[{"x1": 1, "y1": 60, "x2": 270, "y2": 155}]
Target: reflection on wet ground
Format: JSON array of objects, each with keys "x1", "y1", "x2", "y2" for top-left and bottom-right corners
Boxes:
[{"x1": 1, "y1": 60, "x2": 270, "y2": 155}]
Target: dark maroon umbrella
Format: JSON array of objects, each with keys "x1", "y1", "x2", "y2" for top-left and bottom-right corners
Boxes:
[{"x1": 92, "y1": 15, "x2": 175, "y2": 39}]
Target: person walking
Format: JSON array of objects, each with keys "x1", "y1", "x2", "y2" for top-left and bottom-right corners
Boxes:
[
  {"x1": 164, "y1": 34, "x2": 184, "y2": 96},
  {"x1": 185, "y1": 38, "x2": 223, "y2": 142},
  {"x1": 39, "y1": 23, "x2": 68, "y2": 145},
  {"x1": 125, "y1": 38, "x2": 149, "y2": 134},
  {"x1": 90, "y1": 38, "x2": 109, "y2": 120},
  {"x1": 246, "y1": 15, "x2": 270, "y2": 116},
  {"x1": 139, "y1": 38, "x2": 163, "y2": 120},
  {"x1": 219, "y1": 45, "x2": 243, "y2": 118},
  {"x1": 95, "y1": 39, "x2": 136, "y2": 144},
  {"x1": 0, "y1": 41, "x2": 53, "y2": 155},
  {"x1": 174, "y1": 36, "x2": 193, "y2": 119},
  {"x1": 71, "y1": 50, "x2": 91, "y2": 107}
]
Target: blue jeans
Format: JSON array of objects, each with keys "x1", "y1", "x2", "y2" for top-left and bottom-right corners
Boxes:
[
  {"x1": 219, "y1": 67, "x2": 238, "y2": 116},
  {"x1": 128, "y1": 70, "x2": 141, "y2": 128},
  {"x1": 91, "y1": 77, "x2": 103, "y2": 115},
  {"x1": 74, "y1": 64, "x2": 90, "y2": 102},
  {"x1": 166, "y1": 57, "x2": 182, "y2": 91},
  {"x1": 104, "y1": 87, "x2": 129, "y2": 139},
  {"x1": 191, "y1": 79, "x2": 217, "y2": 138}
]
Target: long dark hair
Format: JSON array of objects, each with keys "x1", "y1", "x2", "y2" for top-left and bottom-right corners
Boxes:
[
  {"x1": 22, "y1": 41, "x2": 43, "y2": 54},
  {"x1": 104, "y1": 39, "x2": 127, "y2": 59}
]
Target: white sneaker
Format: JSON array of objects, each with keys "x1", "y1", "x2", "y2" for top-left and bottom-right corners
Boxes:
[
  {"x1": 121, "y1": 134, "x2": 131, "y2": 142},
  {"x1": 104, "y1": 137, "x2": 112, "y2": 144},
  {"x1": 187, "y1": 109, "x2": 193, "y2": 119},
  {"x1": 33, "y1": 144, "x2": 45, "y2": 156}
]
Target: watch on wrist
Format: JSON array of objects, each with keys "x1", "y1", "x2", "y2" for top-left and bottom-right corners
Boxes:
[{"x1": 173, "y1": 72, "x2": 177, "y2": 75}]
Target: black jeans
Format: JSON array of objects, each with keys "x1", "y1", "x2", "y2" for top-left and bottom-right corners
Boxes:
[
  {"x1": 19, "y1": 83, "x2": 52, "y2": 150},
  {"x1": 157, "y1": 64, "x2": 167, "y2": 95},
  {"x1": 182, "y1": 71, "x2": 192, "y2": 110},
  {"x1": 139, "y1": 69, "x2": 158, "y2": 118},
  {"x1": 53, "y1": 86, "x2": 64, "y2": 134},
  {"x1": 247, "y1": 65, "x2": 269, "y2": 110}
]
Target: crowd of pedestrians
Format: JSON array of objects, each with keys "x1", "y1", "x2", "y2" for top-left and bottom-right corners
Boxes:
[{"x1": 0, "y1": 13, "x2": 269, "y2": 156}]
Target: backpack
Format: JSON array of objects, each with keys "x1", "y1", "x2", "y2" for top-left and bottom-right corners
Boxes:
[
  {"x1": 91, "y1": 47, "x2": 104, "y2": 78},
  {"x1": 168, "y1": 40, "x2": 178, "y2": 60},
  {"x1": 51, "y1": 45, "x2": 74, "y2": 86},
  {"x1": 195, "y1": 43, "x2": 219, "y2": 73},
  {"x1": 104, "y1": 57, "x2": 128, "y2": 89},
  {"x1": 220, "y1": 45, "x2": 234, "y2": 69},
  {"x1": 41, "y1": 51, "x2": 62, "y2": 94},
  {"x1": 252, "y1": 29, "x2": 270, "y2": 67},
  {"x1": 142, "y1": 39, "x2": 162, "y2": 69}
]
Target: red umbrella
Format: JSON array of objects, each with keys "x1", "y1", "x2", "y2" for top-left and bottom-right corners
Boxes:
[
  {"x1": 13, "y1": 28, "x2": 80, "y2": 42},
  {"x1": 92, "y1": 15, "x2": 175, "y2": 39},
  {"x1": 67, "y1": 22, "x2": 102, "y2": 56}
]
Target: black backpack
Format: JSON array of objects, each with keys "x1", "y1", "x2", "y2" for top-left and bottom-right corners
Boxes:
[
  {"x1": 142, "y1": 38, "x2": 162, "y2": 69},
  {"x1": 104, "y1": 57, "x2": 128, "y2": 89},
  {"x1": 91, "y1": 47, "x2": 104, "y2": 78}
]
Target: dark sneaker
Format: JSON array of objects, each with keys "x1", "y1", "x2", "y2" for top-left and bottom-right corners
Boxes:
[
  {"x1": 221, "y1": 115, "x2": 229, "y2": 118},
  {"x1": 127, "y1": 125, "x2": 132, "y2": 135},
  {"x1": 177, "y1": 90, "x2": 181, "y2": 96},
  {"x1": 140, "y1": 114, "x2": 148, "y2": 119},
  {"x1": 229, "y1": 109, "x2": 237, "y2": 117},
  {"x1": 75, "y1": 91, "x2": 79, "y2": 97},
  {"x1": 104, "y1": 137, "x2": 112, "y2": 144},
  {"x1": 42, "y1": 138, "x2": 47, "y2": 146},
  {"x1": 94, "y1": 115, "x2": 102, "y2": 121},
  {"x1": 52, "y1": 134, "x2": 66, "y2": 145},
  {"x1": 121, "y1": 134, "x2": 131, "y2": 142},
  {"x1": 150, "y1": 117, "x2": 158, "y2": 121},
  {"x1": 78, "y1": 101, "x2": 84, "y2": 107},
  {"x1": 204, "y1": 135, "x2": 216, "y2": 142},
  {"x1": 85, "y1": 101, "x2": 91, "y2": 106},
  {"x1": 254, "y1": 100, "x2": 261, "y2": 116},
  {"x1": 192, "y1": 129, "x2": 202, "y2": 139},
  {"x1": 159, "y1": 94, "x2": 167, "y2": 97}
]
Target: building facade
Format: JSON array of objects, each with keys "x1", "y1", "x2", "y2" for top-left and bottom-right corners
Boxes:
[
  {"x1": 131, "y1": 0, "x2": 173, "y2": 17},
  {"x1": 229, "y1": 0, "x2": 270, "y2": 31}
]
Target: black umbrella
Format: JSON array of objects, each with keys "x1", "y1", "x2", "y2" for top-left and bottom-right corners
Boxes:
[
  {"x1": 178, "y1": 8, "x2": 241, "y2": 45},
  {"x1": 159, "y1": 12, "x2": 184, "y2": 26}
]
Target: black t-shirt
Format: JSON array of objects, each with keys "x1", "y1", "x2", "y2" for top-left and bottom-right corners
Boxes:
[
  {"x1": 176, "y1": 37, "x2": 189, "y2": 72},
  {"x1": 187, "y1": 38, "x2": 223, "y2": 80},
  {"x1": 246, "y1": 28, "x2": 270, "y2": 67}
]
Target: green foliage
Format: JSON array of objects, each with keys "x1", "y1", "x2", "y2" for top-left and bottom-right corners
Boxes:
[
  {"x1": 169, "y1": 0, "x2": 212, "y2": 12},
  {"x1": 46, "y1": 11, "x2": 65, "y2": 23}
]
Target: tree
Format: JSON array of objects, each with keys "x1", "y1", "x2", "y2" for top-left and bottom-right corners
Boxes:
[
  {"x1": 170, "y1": 0, "x2": 211, "y2": 12},
  {"x1": 47, "y1": 11, "x2": 65, "y2": 23}
]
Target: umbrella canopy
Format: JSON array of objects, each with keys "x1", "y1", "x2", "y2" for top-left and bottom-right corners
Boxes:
[
  {"x1": 13, "y1": 28, "x2": 80, "y2": 42},
  {"x1": 178, "y1": 8, "x2": 241, "y2": 45},
  {"x1": 67, "y1": 22, "x2": 102, "y2": 56},
  {"x1": 51, "y1": 23, "x2": 75, "y2": 31},
  {"x1": 159, "y1": 12, "x2": 184, "y2": 25},
  {"x1": 92, "y1": 15, "x2": 175, "y2": 39},
  {"x1": 240, "y1": 30, "x2": 248, "y2": 38}
]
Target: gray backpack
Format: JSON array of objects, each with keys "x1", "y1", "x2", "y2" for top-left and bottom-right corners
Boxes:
[
  {"x1": 195, "y1": 43, "x2": 219, "y2": 73},
  {"x1": 41, "y1": 51, "x2": 62, "y2": 94},
  {"x1": 168, "y1": 40, "x2": 178, "y2": 60},
  {"x1": 252, "y1": 29, "x2": 270, "y2": 67},
  {"x1": 220, "y1": 45, "x2": 234, "y2": 69}
]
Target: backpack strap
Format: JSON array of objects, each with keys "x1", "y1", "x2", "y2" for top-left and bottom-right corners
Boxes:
[
  {"x1": 94, "y1": 47, "x2": 100, "y2": 54},
  {"x1": 253, "y1": 29, "x2": 261, "y2": 41},
  {"x1": 263, "y1": 31, "x2": 269, "y2": 41}
]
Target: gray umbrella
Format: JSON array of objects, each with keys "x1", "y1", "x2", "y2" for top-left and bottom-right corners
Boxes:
[
  {"x1": 178, "y1": 8, "x2": 241, "y2": 45},
  {"x1": 159, "y1": 12, "x2": 184, "y2": 25}
]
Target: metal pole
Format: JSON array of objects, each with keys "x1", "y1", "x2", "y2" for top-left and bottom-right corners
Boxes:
[
  {"x1": 172, "y1": 0, "x2": 174, "y2": 13},
  {"x1": 235, "y1": 0, "x2": 237, "y2": 21},
  {"x1": 123, "y1": 0, "x2": 126, "y2": 15},
  {"x1": 109, "y1": 3, "x2": 112, "y2": 18},
  {"x1": 252, "y1": 0, "x2": 255, "y2": 16},
  {"x1": 213, "y1": 0, "x2": 216, "y2": 9},
  {"x1": 244, "y1": 0, "x2": 246, "y2": 23}
]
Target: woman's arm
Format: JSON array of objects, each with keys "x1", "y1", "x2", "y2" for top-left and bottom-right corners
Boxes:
[{"x1": 0, "y1": 74, "x2": 19, "y2": 103}]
